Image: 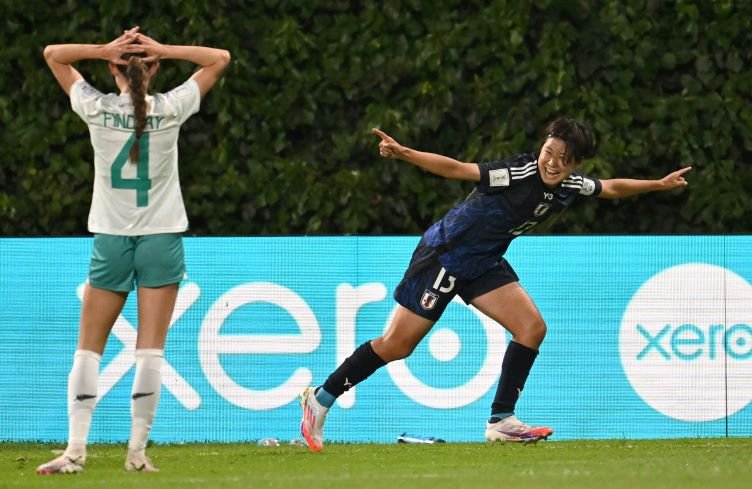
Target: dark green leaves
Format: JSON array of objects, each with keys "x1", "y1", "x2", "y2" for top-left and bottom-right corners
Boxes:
[{"x1": 2, "y1": 0, "x2": 750, "y2": 236}]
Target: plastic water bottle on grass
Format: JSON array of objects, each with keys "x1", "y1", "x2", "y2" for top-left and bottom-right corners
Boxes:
[{"x1": 397, "y1": 433, "x2": 446, "y2": 444}]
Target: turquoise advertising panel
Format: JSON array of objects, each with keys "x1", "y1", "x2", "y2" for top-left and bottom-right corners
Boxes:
[{"x1": 0, "y1": 236, "x2": 749, "y2": 443}]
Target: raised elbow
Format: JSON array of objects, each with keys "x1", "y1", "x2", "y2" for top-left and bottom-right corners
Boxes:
[
  {"x1": 43, "y1": 45, "x2": 57, "y2": 61},
  {"x1": 219, "y1": 49, "x2": 231, "y2": 68}
]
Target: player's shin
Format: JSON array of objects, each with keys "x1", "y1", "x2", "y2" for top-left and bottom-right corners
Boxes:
[
  {"x1": 490, "y1": 340, "x2": 539, "y2": 419},
  {"x1": 67, "y1": 349, "x2": 101, "y2": 459},
  {"x1": 318, "y1": 340, "x2": 386, "y2": 407},
  {"x1": 128, "y1": 349, "x2": 163, "y2": 455}
]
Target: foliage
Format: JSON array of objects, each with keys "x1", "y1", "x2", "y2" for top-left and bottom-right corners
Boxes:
[{"x1": 1, "y1": 0, "x2": 750, "y2": 236}]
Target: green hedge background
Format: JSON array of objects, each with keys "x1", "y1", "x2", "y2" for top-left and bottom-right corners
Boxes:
[{"x1": 1, "y1": 0, "x2": 750, "y2": 236}]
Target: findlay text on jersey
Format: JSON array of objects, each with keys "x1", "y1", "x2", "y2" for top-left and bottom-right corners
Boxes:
[{"x1": 103, "y1": 111, "x2": 165, "y2": 130}]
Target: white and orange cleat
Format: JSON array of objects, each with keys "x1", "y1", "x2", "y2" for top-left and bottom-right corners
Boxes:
[
  {"x1": 485, "y1": 415, "x2": 553, "y2": 444},
  {"x1": 300, "y1": 387, "x2": 329, "y2": 452}
]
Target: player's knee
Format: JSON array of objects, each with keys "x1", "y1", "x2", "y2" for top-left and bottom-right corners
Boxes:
[
  {"x1": 516, "y1": 319, "x2": 546, "y2": 348},
  {"x1": 393, "y1": 342, "x2": 417, "y2": 361},
  {"x1": 374, "y1": 336, "x2": 416, "y2": 362},
  {"x1": 529, "y1": 319, "x2": 547, "y2": 345}
]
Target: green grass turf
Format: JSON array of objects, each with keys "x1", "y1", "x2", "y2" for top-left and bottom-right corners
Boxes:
[{"x1": 1, "y1": 438, "x2": 751, "y2": 489}]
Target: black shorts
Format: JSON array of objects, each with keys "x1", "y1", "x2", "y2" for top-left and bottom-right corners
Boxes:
[{"x1": 393, "y1": 241, "x2": 519, "y2": 321}]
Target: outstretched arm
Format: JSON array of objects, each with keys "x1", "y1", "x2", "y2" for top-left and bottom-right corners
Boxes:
[
  {"x1": 371, "y1": 128, "x2": 480, "y2": 181},
  {"x1": 598, "y1": 166, "x2": 692, "y2": 199},
  {"x1": 44, "y1": 27, "x2": 142, "y2": 95},
  {"x1": 135, "y1": 33, "x2": 231, "y2": 97}
]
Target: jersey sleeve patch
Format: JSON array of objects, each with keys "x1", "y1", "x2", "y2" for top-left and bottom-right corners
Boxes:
[
  {"x1": 70, "y1": 80, "x2": 103, "y2": 121},
  {"x1": 489, "y1": 168, "x2": 510, "y2": 187},
  {"x1": 579, "y1": 177, "x2": 600, "y2": 196},
  {"x1": 164, "y1": 79, "x2": 201, "y2": 124}
]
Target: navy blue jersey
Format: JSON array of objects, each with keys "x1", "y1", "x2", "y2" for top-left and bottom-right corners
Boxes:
[{"x1": 422, "y1": 153, "x2": 601, "y2": 280}]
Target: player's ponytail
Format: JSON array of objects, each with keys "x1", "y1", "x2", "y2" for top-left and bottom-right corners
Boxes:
[{"x1": 122, "y1": 55, "x2": 149, "y2": 163}]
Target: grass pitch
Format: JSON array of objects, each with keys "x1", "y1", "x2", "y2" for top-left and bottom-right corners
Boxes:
[{"x1": 1, "y1": 438, "x2": 751, "y2": 489}]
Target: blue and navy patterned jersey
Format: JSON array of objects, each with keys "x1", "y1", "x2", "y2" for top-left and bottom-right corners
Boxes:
[{"x1": 423, "y1": 153, "x2": 602, "y2": 280}]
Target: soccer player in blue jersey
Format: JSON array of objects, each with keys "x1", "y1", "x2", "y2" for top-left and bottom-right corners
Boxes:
[{"x1": 300, "y1": 117, "x2": 691, "y2": 451}]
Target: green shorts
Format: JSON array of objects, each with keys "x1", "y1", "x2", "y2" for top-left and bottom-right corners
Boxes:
[{"x1": 88, "y1": 233, "x2": 185, "y2": 292}]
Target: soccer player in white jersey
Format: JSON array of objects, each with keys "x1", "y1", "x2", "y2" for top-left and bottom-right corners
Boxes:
[
  {"x1": 300, "y1": 118, "x2": 692, "y2": 452},
  {"x1": 37, "y1": 27, "x2": 230, "y2": 474}
]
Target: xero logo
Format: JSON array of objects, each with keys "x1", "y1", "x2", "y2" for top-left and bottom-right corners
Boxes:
[
  {"x1": 636, "y1": 323, "x2": 751, "y2": 361},
  {"x1": 620, "y1": 264, "x2": 752, "y2": 422}
]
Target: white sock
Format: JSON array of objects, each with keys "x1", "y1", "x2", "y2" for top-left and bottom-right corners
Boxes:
[
  {"x1": 66, "y1": 350, "x2": 101, "y2": 459},
  {"x1": 128, "y1": 349, "x2": 163, "y2": 453}
]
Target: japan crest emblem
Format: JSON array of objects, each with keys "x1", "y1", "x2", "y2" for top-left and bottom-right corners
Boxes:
[{"x1": 420, "y1": 290, "x2": 439, "y2": 310}]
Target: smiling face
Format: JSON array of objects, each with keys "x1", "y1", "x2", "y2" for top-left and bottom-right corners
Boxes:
[{"x1": 537, "y1": 137, "x2": 579, "y2": 188}]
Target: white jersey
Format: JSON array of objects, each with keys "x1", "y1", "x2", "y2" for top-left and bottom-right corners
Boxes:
[{"x1": 70, "y1": 78, "x2": 201, "y2": 235}]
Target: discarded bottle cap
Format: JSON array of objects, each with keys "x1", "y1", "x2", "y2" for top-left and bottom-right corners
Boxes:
[{"x1": 257, "y1": 438, "x2": 280, "y2": 447}]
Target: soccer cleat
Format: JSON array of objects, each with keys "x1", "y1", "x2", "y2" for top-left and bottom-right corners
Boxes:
[
  {"x1": 485, "y1": 415, "x2": 553, "y2": 444},
  {"x1": 36, "y1": 454, "x2": 85, "y2": 475},
  {"x1": 124, "y1": 450, "x2": 159, "y2": 472},
  {"x1": 299, "y1": 386, "x2": 329, "y2": 452}
]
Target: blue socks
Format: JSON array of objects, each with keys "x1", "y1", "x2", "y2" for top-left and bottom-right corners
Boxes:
[
  {"x1": 488, "y1": 413, "x2": 513, "y2": 424},
  {"x1": 314, "y1": 387, "x2": 336, "y2": 409}
]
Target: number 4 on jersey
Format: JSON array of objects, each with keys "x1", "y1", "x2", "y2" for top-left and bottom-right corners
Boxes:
[{"x1": 111, "y1": 133, "x2": 151, "y2": 207}]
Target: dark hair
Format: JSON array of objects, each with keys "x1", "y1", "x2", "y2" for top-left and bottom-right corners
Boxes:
[
  {"x1": 543, "y1": 117, "x2": 596, "y2": 164},
  {"x1": 117, "y1": 54, "x2": 151, "y2": 163}
]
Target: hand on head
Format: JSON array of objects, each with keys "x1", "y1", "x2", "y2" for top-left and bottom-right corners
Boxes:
[
  {"x1": 131, "y1": 32, "x2": 167, "y2": 63},
  {"x1": 105, "y1": 27, "x2": 166, "y2": 66},
  {"x1": 103, "y1": 26, "x2": 144, "y2": 65},
  {"x1": 371, "y1": 128, "x2": 403, "y2": 159}
]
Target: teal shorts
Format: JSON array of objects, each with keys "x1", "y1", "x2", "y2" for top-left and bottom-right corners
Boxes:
[{"x1": 88, "y1": 233, "x2": 185, "y2": 292}]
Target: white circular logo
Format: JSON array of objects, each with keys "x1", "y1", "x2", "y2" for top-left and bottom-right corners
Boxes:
[
  {"x1": 386, "y1": 297, "x2": 506, "y2": 409},
  {"x1": 620, "y1": 263, "x2": 752, "y2": 421},
  {"x1": 428, "y1": 328, "x2": 462, "y2": 362}
]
